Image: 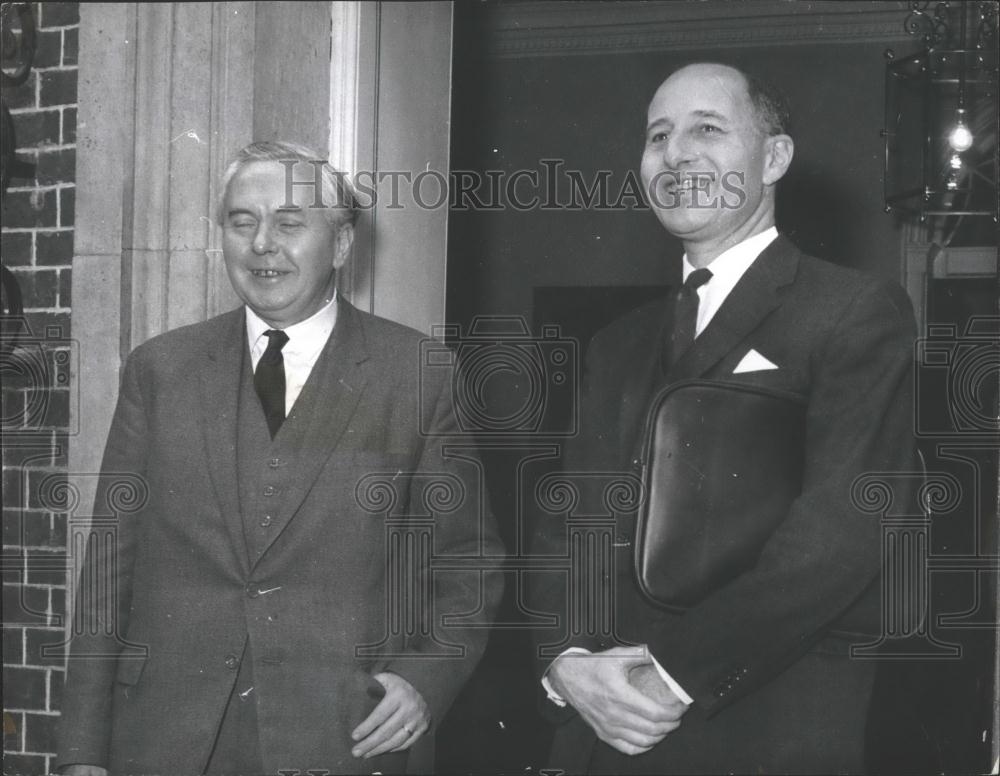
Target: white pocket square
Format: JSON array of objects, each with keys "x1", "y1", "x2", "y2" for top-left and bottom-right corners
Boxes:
[{"x1": 733, "y1": 349, "x2": 779, "y2": 374}]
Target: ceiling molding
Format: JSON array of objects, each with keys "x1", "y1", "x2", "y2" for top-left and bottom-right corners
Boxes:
[{"x1": 479, "y1": 0, "x2": 917, "y2": 58}]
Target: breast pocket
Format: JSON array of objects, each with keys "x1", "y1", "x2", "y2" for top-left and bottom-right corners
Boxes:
[{"x1": 724, "y1": 367, "x2": 807, "y2": 395}]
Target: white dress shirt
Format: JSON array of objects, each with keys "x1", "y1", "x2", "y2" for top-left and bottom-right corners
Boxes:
[
  {"x1": 684, "y1": 226, "x2": 778, "y2": 336},
  {"x1": 245, "y1": 295, "x2": 338, "y2": 417},
  {"x1": 543, "y1": 227, "x2": 779, "y2": 709}
]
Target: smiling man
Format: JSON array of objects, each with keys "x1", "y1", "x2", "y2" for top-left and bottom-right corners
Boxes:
[
  {"x1": 532, "y1": 63, "x2": 919, "y2": 774},
  {"x1": 56, "y1": 141, "x2": 504, "y2": 776}
]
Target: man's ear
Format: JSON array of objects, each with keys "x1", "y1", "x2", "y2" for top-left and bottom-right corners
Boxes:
[
  {"x1": 332, "y1": 223, "x2": 355, "y2": 270},
  {"x1": 762, "y1": 134, "x2": 794, "y2": 186}
]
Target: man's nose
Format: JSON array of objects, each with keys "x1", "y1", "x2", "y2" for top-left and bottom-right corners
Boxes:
[
  {"x1": 663, "y1": 133, "x2": 696, "y2": 170},
  {"x1": 252, "y1": 222, "x2": 276, "y2": 254}
]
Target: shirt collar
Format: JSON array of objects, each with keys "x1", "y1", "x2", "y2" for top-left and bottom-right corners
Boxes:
[
  {"x1": 681, "y1": 227, "x2": 778, "y2": 285},
  {"x1": 245, "y1": 294, "x2": 339, "y2": 355}
]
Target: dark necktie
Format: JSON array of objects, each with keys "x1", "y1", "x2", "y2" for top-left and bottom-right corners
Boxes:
[
  {"x1": 254, "y1": 329, "x2": 289, "y2": 439},
  {"x1": 669, "y1": 267, "x2": 713, "y2": 367}
]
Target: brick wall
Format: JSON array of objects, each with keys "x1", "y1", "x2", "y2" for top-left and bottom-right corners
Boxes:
[{"x1": 2, "y1": 3, "x2": 79, "y2": 774}]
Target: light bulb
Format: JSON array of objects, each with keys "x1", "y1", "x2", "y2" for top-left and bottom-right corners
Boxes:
[{"x1": 948, "y1": 110, "x2": 974, "y2": 152}]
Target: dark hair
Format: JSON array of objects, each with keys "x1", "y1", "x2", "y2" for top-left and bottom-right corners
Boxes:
[
  {"x1": 744, "y1": 72, "x2": 791, "y2": 136},
  {"x1": 217, "y1": 140, "x2": 359, "y2": 227}
]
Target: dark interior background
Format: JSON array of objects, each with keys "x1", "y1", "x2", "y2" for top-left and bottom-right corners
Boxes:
[{"x1": 438, "y1": 3, "x2": 997, "y2": 774}]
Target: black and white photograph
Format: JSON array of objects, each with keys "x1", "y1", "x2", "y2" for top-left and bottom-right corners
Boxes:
[{"x1": 1, "y1": 2, "x2": 997, "y2": 774}]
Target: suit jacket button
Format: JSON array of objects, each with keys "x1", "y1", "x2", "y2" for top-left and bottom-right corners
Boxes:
[
  {"x1": 260, "y1": 515, "x2": 273, "y2": 528},
  {"x1": 263, "y1": 485, "x2": 276, "y2": 497},
  {"x1": 245, "y1": 583, "x2": 260, "y2": 599},
  {"x1": 268, "y1": 458, "x2": 280, "y2": 468},
  {"x1": 224, "y1": 654, "x2": 239, "y2": 670}
]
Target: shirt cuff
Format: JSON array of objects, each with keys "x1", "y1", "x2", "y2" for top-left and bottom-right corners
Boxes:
[
  {"x1": 540, "y1": 647, "x2": 592, "y2": 707},
  {"x1": 649, "y1": 655, "x2": 694, "y2": 705}
]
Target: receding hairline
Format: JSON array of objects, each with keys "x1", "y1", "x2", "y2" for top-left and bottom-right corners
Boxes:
[{"x1": 652, "y1": 61, "x2": 790, "y2": 136}]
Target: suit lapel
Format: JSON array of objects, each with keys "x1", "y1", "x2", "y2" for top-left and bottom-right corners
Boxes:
[
  {"x1": 198, "y1": 308, "x2": 252, "y2": 574},
  {"x1": 253, "y1": 299, "x2": 370, "y2": 560},
  {"x1": 665, "y1": 235, "x2": 799, "y2": 383}
]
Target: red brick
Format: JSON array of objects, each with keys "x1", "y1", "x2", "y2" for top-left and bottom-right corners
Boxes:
[
  {"x1": 1, "y1": 507, "x2": 46, "y2": 548},
  {"x1": 58, "y1": 269, "x2": 71, "y2": 307},
  {"x1": 1, "y1": 149, "x2": 37, "y2": 187},
  {"x1": 61, "y1": 106, "x2": 75, "y2": 144},
  {"x1": 3, "y1": 626, "x2": 25, "y2": 665},
  {"x1": 13, "y1": 268, "x2": 60, "y2": 308},
  {"x1": 48, "y1": 666, "x2": 65, "y2": 711},
  {"x1": 3, "y1": 709, "x2": 23, "y2": 752},
  {"x1": 49, "y1": 584, "x2": 65, "y2": 620},
  {"x1": 26, "y1": 628, "x2": 65, "y2": 667},
  {"x1": 3, "y1": 509, "x2": 22, "y2": 548},
  {"x1": 2, "y1": 189, "x2": 57, "y2": 229},
  {"x1": 32, "y1": 28, "x2": 62, "y2": 68},
  {"x1": 40, "y1": 2, "x2": 79, "y2": 28},
  {"x1": 1, "y1": 665, "x2": 46, "y2": 708},
  {"x1": 48, "y1": 346, "x2": 72, "y2": 389},
  {"x1": 2, "y1": 463, "x2": 26, "y2": 506},
  {"x1": 63, "y1": 26, "x2": 78, "y2": 66},
  {"x1": 0, "y1": 389, "x2": 27, "y2": 431},
  {"x1": 22, "y1": 710, "x2": 58, "y2": 754},
  {"x1": 0, "y1": 231, "x2": 33, "y2": 266},
  {"x1": 36, "y1": 148, "x2": 75, "y2": 184},
  {"x1": 21, "y1": 311, "x2": 69, "y2": 340},
  {"x1": 31, "y1": 388, "x2": 69, "y2": 430},
  {"x1": 39, "y1": 70, "x2": 76, "y2": 107},
  {"x1": 51, "y1": 432, "x2": 69, "y2": 467},
  {"x1": 25, "y1": 548, "x2": 69, "y2": 586},
  {"x1": 1, "y1": 753, "x2": 48, "y2": 775},
  {"x1": 4, "y1": 72, "x2": 37, "y2": 110},
  {"x1": 26, "y1": 471, "x2": 65, "y2": 511},
  {"x1": 2, "y1": 583, "x2": 50, "y2": 625},
  {"x1": 20, "y1": 511, "x2": 66, "y2": 548},
  {"x1": 10, "y1": 109, "x2": 61, "y2": 148},
  {"x1": 35, "y1": 231, "x2": 72, "y2": 266},
  {"x1": 60, "y1": 187, "x2": 75, "y2": 227}
]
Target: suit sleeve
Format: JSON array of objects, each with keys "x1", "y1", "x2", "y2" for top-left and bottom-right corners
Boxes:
[
  {"x1": 377, "y1": 360, "x2": 506, "y2": 725},
  {"x1": 526, "y1": 336, "x2": 620, "y2": 723},
  {"x1": 56, "y1": 351, "x2": 149, "y2": 769},
  {"x1": 647, "y1": 282, "x2": 918, "y2": 713}
]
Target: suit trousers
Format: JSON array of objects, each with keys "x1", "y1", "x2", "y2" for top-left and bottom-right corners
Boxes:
[{"x1": 205, "y1": 640, "x2": 265, "y2": 776}]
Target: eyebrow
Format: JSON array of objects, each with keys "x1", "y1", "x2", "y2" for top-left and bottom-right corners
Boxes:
[
  {"x1": 691, "y1": 109, "x2": 730, "y2": 123},
  {"x1": 646, "y1": 109, "x2": 731, "y2": 133},
  {"x1": 645, "y1": 117, "x2": 673, "y2": 134},
  {"x1": 276, "y1": 205, "x2": 303, "y2": 213}
]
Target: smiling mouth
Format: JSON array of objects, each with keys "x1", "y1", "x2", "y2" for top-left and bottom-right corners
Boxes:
[
  {"x1": 665, "y1": 175, "x2": 711, "y2": 193},
  {"x1": 250, "y1": 269, "x2": 288, "y2": 278}
]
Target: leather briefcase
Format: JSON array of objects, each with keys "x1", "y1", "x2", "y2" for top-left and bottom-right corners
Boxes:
[{"x1": 634, "y1": 379, "x2": 807, "y2": 611}]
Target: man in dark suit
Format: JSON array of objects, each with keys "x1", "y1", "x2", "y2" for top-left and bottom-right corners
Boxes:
[
  {"x1": 532, "y1": 63, "x2": 918, "y2": 774},
  {"x1": 56, "y1": 141, "x2": 504, "y2": 775}
]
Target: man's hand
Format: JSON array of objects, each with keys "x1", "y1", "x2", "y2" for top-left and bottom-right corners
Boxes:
[
  {"x1": 350, "y1": 671, "x2": 430, "y2": 759},
  {"x1": 60, "y1": 766, "x2": 108, "y2": 776},
  {"x1": 628, "y1": 662, "x2": 687, "y2": 709},
  {"x1": 547, "y1": 645, "x2": 687, "y2": 755}
]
